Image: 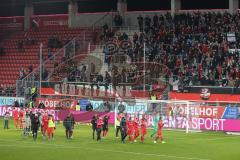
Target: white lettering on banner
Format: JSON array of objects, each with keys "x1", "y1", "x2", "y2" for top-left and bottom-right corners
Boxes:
[
  {"x1": 0, "y1": 106, "x2": 58, "y2": 120},
  {"x1": 38, "y1": 99, "x2": 75, "y2": 108},
  {"x1": 51, "y1": 84, "x2": 135, "y2": 98},
  {"x1": 162, "y1": 117, "x2": 226, "y2": 131},
  {"x1": 43, "y1": 20, "x2": 68, "y2": 26},
  {"x1": 118, "y1": 113, "x2": 228, "y2": 131},
  {"x1": 69, "y1": 84, "x2": 75, "y2": 95},
  {"x1": 171, "y1": 105, "x2": 219, "y2": 117},
  {"x1": 0, "y1": 97, "x2": 24, "y2": 106}
]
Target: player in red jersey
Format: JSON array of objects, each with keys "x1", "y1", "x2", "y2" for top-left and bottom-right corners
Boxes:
[
  {"x1": 19, "y1": 109, "x2": 24, "y2": 129},
  {"x1": 41, "y1": 112, "x2": 49, "y2": 137},
  {"x1": 127, "y1": 117, "x2": 134, "y2": 143},
  {"x1": 96, "y1": 117, "x2": 103, "y2": 141},
  {"x1": 133, "y1": 117, "x2": 139, "y2": 142},
  {"x1": 12, "y1": 108, "x2": 19, "y2": 129},
  {"x1": 140, "y1": 117, "x2": 147, "y2": 143},
  {"x1": 154, "y1": 117, "x2": 166, "y2": 144}
]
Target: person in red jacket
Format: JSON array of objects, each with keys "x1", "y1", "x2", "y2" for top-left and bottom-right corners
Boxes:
[
  {"x1": 12, "y1": 108, "x2": 19, "y2": 129},
  {"x1": 96, "y1": 117, "x2": 103, "y2": 141},
  {"x1": 133, "y1": 117, "x2": 139, "y2": 142},
  {"x1": 140, "y1": 117, "x2": 147, "y2": 143},
  {"x1": 127, "y1": 117, "x2": 134, "y2": 143}
]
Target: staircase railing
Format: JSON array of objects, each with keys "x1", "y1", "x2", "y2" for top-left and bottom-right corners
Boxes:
[{"x1": 92, "y1": 10, "x2": 115, "y2": 29}]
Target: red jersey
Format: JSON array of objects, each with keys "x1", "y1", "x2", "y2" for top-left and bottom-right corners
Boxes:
[
  {"x1": 42, "y1": 115, "x2": 49, "y2": 127},
  {"x1": 140, "y1": 119, "x2": 147, "y2": 129},
  {"x1": 127, "y1": 121, "x2": 134, "y2": 131},
  {"x1": 97, "y1": 118, "x2": 103, "y2": 129},
  {"x1": 13, "y1": 110, "x2": 19, "y2": 119},
  {"x1": 140, "y1": 119, "x2": 147, "y2": 135},
  {"x1": 134, "y1": 120, "x2": 139, "y2": 130},
  {"x1": 19, "y1": 110, "x2": 24, "y2": 118},
  {"x1": 158, "y1": 120, "x2": 164, "y2": 131}
]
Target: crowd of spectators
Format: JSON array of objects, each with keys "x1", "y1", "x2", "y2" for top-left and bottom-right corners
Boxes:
[
  {"x1": 0, "y1": 84, "x2": 15, "y2": 96},
  {"x1": 102, "y1": 11, "x2": 240, "y2": 89}
]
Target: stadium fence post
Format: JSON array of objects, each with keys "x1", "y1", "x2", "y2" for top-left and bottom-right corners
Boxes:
[
  {"x1": 114, "y1": 98, "x2": 117, "y2": 129},
  {"x1": 39, "y1": 43, "x2": 43, "y2": 98},
  {"x1": 186, "y1": 101, "x2": 189, "y2": 133}
]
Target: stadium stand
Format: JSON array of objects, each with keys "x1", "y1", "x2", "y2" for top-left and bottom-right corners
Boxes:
[
  {"x1": 0, "y1": 25, "x2": 100, "y2": 95},
  {"x1": 99, "y1": 12, "x2": 240, "y2": 90}
]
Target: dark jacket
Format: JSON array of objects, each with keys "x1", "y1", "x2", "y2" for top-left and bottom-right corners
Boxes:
[
  {"x1": 31, "y1": 116, "x2": 40, "y2": 131},
  {"x1": 91, "y1": 116, "x2": 97, "y2": 129},
  {"x1": 63, "y1": 116, "x2": 75, "y2": 128}
]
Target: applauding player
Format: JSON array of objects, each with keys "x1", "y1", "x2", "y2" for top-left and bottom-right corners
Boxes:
[
  {"x1": 127, "y1": 117, "x2": 134, "y2": 143},
  {"x1": 133, "y1": 117, "x2": 139, "y2": 142},
  {"x1": 154, "y1": 117, "x2": 166, "y2": 144},
  {"x1": 102, "y1": 115, "x2": 110, "y2": 137},
  {"x1": 140, "y1": 116, "x2": 147, "y2": 143}
]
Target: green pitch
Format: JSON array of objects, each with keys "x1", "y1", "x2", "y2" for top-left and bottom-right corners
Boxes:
[{"x1": 0, "y1": 118, "x2": 239, "y2": 160}]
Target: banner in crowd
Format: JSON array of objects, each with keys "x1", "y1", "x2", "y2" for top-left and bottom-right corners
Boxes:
[
  {"x1": 36, "y1": 98, "x2": 77, "y2": 110},
  {"x1": 79, "y1": 99, "x2": 148, "y2": 113},
  {"x1": 41, "y1": 83, "x2": 153, "y2": 99},
  {"x1": 31, "y1": 14, "x2": 68, "y2": 28},
  {"x1": 0, "y1": 97, "x2": 24, "y2": 106}
]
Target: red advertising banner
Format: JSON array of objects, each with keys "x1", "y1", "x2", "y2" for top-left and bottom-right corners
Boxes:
[
  {"x1": 169, "y1": 92, "x2": 240, "y2": 102},
  {"x1": 166, "y1": 104, "x2": 226, "y2": 119},
  {"x1": 36, "y1": 98, "x2": 77, "y2": 110}
]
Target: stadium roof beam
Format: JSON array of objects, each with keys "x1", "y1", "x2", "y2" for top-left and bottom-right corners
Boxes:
[{"x1": 171, "y1": 0, "x2": 181, "y2": 16}]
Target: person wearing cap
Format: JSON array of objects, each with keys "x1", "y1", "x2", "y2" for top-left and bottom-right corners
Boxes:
[
  {"x1": 31, "y1": 113, "x2": 40, "y2": 141},
  {"x1": 96, "y1": 116, "x2": 103, "y2": 141}
]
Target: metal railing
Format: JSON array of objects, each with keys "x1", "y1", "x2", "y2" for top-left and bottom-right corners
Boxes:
[{"x1": 16, "y1": 30, "x2": 89, "y2": 97}]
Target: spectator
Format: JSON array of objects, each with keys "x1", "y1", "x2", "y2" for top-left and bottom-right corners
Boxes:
[
  {"x1": 137, "y1": 15, "x2": 144, "y2": 32},
  {"x1": 28, "y1": 65, "x2": 33, "y2": 74},
  {"x1": 4, "y1": 111, "x2": 10, "y2": 129},
  {"x1": 114, "y1": 12, "x2": 123, "y2": 27}
]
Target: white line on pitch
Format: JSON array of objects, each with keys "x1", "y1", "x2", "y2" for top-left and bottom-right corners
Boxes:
[{"x1": 0, "y1": 141, "x2": 210, "y2": 160}]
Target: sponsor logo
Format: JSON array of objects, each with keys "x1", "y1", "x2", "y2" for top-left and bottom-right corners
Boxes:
[{"x1": 200, "y1": 88, "x2": 211, "y2": 100}]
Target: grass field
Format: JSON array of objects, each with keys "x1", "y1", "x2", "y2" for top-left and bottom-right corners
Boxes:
[{"x1": 0, "y1": 118, "x2": 239, "y2": 160}]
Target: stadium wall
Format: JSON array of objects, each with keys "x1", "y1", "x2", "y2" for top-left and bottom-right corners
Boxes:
[{"x1": 71, "y1": 9, "x2": 229, "y2": 27}]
